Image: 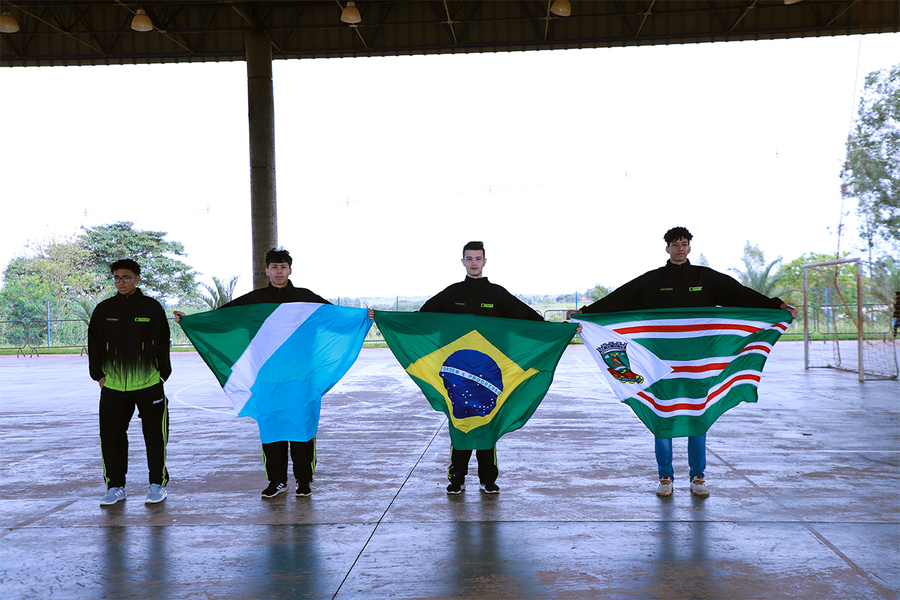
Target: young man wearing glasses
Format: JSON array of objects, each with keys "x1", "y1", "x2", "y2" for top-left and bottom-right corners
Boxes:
[{"x1": 88, "y1": 258, "x2": 172, "y2": 507}]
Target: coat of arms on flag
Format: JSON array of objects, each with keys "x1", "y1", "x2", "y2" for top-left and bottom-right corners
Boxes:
[
  {"x1": 374, "y1": 311, "x2": 577, "y2": 450},
  {"x1": 598, "y1": 341, "x2": 644, "y2": 383},
  {"x1": 178, "y1": 302, "x2": 371, "y2": 443},
  {"x1": 574, "y1": 307, "x2": 792, "y2": 439},
  {"x1": 574, "y1": 317, "x2": 673, "y2": 400}
]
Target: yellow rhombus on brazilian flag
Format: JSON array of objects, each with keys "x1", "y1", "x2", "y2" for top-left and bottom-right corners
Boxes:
[{"x1": 374, "y1": 311, "x2": 577, "y2": 450}]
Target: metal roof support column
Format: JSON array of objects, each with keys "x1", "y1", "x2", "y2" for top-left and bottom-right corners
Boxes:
[{"x1": 246, "y1": 33, "x2": 277, "y2": 290}]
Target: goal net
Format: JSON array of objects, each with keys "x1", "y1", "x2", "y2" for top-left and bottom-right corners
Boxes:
[{"x1": 803, "y1": 258, "x2": 898, "y2": 380}]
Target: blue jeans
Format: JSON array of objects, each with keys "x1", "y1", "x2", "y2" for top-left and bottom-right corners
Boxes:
[{"x1": 655, "y1": 434, "x2": 706, "y2": 480}]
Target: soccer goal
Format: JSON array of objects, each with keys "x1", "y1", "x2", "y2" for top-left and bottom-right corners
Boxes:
[{"x1": 803, "y1": 258, "x2": 898, "y2": 381}]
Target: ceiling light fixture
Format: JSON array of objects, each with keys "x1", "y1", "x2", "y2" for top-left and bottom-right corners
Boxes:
[
  {"x1": 131, "y1": 8, "x2": 153, "y2": 32},
  {"x1": 0, "y1": 11, "x2": 20, "y2": 33},
  {"x1": 550, "y1": 0, "x2": 571, "y2": 17},
  {"x1": 341, "y1": 2, "x2": 362, "y2": 24}
]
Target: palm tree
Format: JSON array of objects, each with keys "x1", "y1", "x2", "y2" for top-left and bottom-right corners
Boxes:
[
  {"x1": 71, "y1": 295, "x2": 103, "y2": 326},
  {"x1": 199, "y1": 276, "x2": 239, "y2": 309},
  {"x1": 729, "y1": 242, "x2": 794, "y2": 298}
]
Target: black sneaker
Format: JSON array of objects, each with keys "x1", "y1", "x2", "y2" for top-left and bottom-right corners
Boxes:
[
  {"x1": 479, "y1": 481, "x2": 500, "y2": 494},
  {"x1": 296, "y1": 482, "x2": 311, "y2": 497},
  {"x1": 261, "y1": 481, "x2": 287, "y2": 498},
  {"x1": 446, "y1": 478, "x2": 465, "y2": 494}
]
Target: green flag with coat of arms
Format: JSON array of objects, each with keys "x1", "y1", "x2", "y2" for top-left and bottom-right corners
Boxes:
[{"x1": 574, "y1": 306, "x2": 792, "y2": 438}]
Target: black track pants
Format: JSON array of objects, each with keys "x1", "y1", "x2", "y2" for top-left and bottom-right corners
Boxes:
[
  {"x1": 262, "y1": 438, "x2": 316, "y2": 484},
  {"x1": 99, "y1": 383, "x2": 169, "y2": 489},
  {"x1": 447, "y1": 446, "x2": 498, "y2": 485}
]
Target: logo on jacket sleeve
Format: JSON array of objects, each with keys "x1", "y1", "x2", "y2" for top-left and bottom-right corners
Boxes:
[{"x1": 597, "y1": 341, "x2": 644, "y2": 384}]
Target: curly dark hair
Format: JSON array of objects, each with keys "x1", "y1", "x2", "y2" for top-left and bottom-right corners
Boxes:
[
  {"x1": 109, "y1": 258, "x2": 141, "y2": 275},
  {"x1": 664, "y1": 227, "x2": 693, "y2": 245}
]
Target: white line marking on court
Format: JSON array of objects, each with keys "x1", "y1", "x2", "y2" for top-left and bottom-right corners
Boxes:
[
  {"x1": 329, "y1": 362, "x2": 419, "y2": 393},
  {"x1": 172, "y1": 381, "x2": 234, "y2": 415},
  {"x1": 568, "y1": 351, "x2": 607, "y2": 384}
]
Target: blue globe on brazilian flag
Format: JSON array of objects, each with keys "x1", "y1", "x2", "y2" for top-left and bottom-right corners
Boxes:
[{"x1": 375, "y1": 311, "x2": 577, "y2": 450}]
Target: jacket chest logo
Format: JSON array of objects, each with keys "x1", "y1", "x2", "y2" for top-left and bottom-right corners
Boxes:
[
  {"x1": 689, "y1": 286, "x2": 703, "y2": 292},
  {"x1": 481, "y1": 303, "x2": 494, "y2": 309},
  {"x1": 135, "y1": 317, "x2": 151, "y2": 322}
]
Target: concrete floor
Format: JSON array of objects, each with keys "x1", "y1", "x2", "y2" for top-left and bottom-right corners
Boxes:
[{"x1": 1, "y1": 342, "x2": 898, "y2": 599}]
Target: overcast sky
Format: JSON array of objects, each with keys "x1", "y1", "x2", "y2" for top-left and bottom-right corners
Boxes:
[{"x1": 1, "y1": 32, "x2": 897, "y2": 301}]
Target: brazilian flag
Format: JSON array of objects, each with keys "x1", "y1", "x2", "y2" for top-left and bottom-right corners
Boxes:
[{"x1": 374, "y1": 311, "x2": 578, "y2": 450}]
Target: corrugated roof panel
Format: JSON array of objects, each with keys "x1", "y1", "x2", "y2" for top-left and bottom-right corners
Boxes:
[{"x1": 1, "y1": 1, "x2": 897, "y2": 67}]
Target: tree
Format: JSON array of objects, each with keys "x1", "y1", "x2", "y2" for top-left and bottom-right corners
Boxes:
[
  {"x1": 729, "y1": 242, "x2": 792, "y2": 298},
  {"x1": 583, "y1": 284, "x2": 612, "y2": 303},
  {"x1": 71, "y1": 296, "x2": 103, "y2": 326},
  {"x1": 0, "y1": 238, "x2": 106, "y2": 347},
  {"x1": 335, "y1": 297, "x2": 362, "y2": 308},
  {"x1": 199, "y1": 276, "x2": 240, "y2": 309},
  {"x1": 0, "y1": 237, "x2": 103, "y2": 321},
  {"x1": 842, "y1": 64, "x2": 900, "y2": 256},
  {"x1": 0, "y1": 256, "x2": 53, "y2": 324},
  {"x1": 868, "y1": 257, "x2": 900, "y2": 306},
  {"x1": 78, "y1": 221, "x2": 200, "y2": 302},
  {"x1": 779, "y1": 252, "x2": 857, "y2": 308}
]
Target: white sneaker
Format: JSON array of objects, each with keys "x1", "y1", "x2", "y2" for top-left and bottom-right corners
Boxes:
[
  {"x1": 100, "y1": 486, "x2": 127, "y2": 506},
  {"x1": 690, "y1": 477, "x2": 710, "y2": 497},
  {"x1": 656, "y1": 477, "x2": 673, "y2": 497},
  {"x1": 145, "y1": 484, "x2": 167, "y2": 504}
]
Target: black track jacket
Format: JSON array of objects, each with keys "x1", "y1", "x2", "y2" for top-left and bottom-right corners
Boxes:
[
  {"x1": 581, "y1": 260, "x2": 784, "y2": 313},
  {"x1": 221, "y1": 281, "x2": 331, "y2": 308},
  {"x1": 420, "y1": 276, "x2": 542, "y2": 321},
  {"x1": 88, "y1": 289, "x2": 172, "y2": 392}
]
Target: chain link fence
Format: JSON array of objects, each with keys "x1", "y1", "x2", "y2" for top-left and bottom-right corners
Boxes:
[{"x1": 2, "y1": 299, "x2": 595, "y2": 355}]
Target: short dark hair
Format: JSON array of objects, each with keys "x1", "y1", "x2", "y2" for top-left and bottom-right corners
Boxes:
[
  {"x1": 664, "y1": 227, "x2": 693, "y2": 245},
  {"x1": 462, "y1": 241, "x2": 485, "y2": 257},
  {"x1": 265, "y1": 247, "x2": 292, "y2": 267},
  {"x1": 109, "y1": 258, "x2": 141, "y2": 276}
]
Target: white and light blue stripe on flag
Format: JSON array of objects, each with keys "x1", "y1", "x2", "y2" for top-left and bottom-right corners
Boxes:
[
  {"x1": 184, "y1": 302, "x2": 371, "y2": 444},
  {"x1": 230, "y1": 303, "x2": 370, "y2": 443}
]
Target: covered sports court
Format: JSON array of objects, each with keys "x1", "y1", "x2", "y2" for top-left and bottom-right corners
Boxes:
[
  {"x1": 2, "y1": 2, "x2": 899, "y2": 598},
  {"x1": 1, "y1": 342, "x2": 897, "y2": 598}
]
